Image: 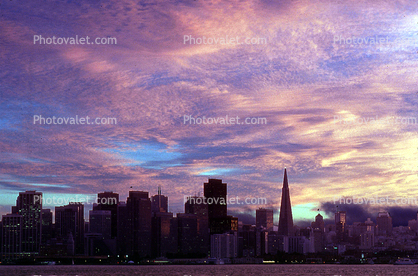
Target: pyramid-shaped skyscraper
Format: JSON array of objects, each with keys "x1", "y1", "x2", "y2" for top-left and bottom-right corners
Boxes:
[{"x1": 278, "y1": 168, "x2": 294, "y2": 236}]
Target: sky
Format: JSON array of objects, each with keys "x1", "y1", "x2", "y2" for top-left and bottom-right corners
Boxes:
[{"x1": 1, "y1": 0, "x2": 418, "y2": 226}]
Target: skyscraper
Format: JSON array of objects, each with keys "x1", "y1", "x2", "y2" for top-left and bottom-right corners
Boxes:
[
  {"x1": 311, "y1": 213, "x2": 324, "y2": 232},
  {"x1": 239, "y1": 224, "x2": 257, "y2": 257},
  {"x1": 41, "y1": 209, "x2": 53, "y2": 246},
  {"x1": 12, "y1": 191, "x2": 43, "y2": 256},
  {"x1": 1, "y1": 214, "x2": 23, "y2": 261},
  {"x1": 376, "y1": 211, "x2": 392, "y2": 235},
  {"x1": 311, "y1": 213, "x2": 324, "y2": 253},
  {"x1": 204, "y1": 179, "x2": 235, "y2": 235},
  {"x1": 204, "y1": 179, "x2": 227, "y2": 219},
  {"x1": 94, "y1": 192, "x2": 119, "y2": 238},
  {"x1": 151, "y1": 211, "x2": 176, "y2": 258},
  {"x1": 278, "y1": 168, "x2": 294, "y2": 236},
  {"x1": 55, "y1": 203, "x2": 84, "y2": 255},
  {"x1": 89, "y1": 210, "x2": 112, "y2": 239},
  {"x1": 116, "y1": 201, "x2": 129, "y2": 255},
  {"x1": 151, "y1": 186, "x2": 168, "y2": 214},
  {"x1": 86, "y1": 209, "x2": 114, "y2": 256},
  {"x1": 256, "y1": 208, "x2": 274, "y2": 231},
  {"x1": 185, "y1": 196, "x2": 209, "y2": 254},
  {"x1": 125, "y1": 191, "x2": 152, "y2": 259},
  {"x1": 177, "y1": 213, "x2": 199, "y2": 255},
  {"x1": 335, "y1": 211, "x2": 346, "y2": 242}
]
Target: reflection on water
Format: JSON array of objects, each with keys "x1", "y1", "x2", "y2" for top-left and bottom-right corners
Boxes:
[{"x1": 1, "y1": 264, "x2": 418, "y2": 276}]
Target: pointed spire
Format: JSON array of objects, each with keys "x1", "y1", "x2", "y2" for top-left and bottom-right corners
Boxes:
[
  {"x1": 283, "y1": 168, "x2": 288, "y2": 188},
  {"x1": 158, "y1": 185, "x2": 161, "y2": 196},
  {"x1": 278, "y1": 168, "x2": 294, "y2": 236}
]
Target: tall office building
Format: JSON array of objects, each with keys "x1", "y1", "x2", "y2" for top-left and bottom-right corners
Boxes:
[
  {"x1": 204, "y1": 179, "x2": 227, "y2": 219},
  {"x1": 311, "y1": 213, "x2": 324, "y2": 253},
  {"x1": 151, "y1": 212, "x2": 176, "y2": 258},
  {"x1": 177, "y1": 213, "x2": 199, "y2": 255},
  {"x1": 256, "y1": 208, "x2": 274, "y2": 231},
  {"x1": 313, "y1": 228, "x2": 324, "y2": 253},
  {"x1": 123, "y1": 191, "x2": 152, "y2": 259},
  {"x1": 1, "y1": 214, "x2": 23, "y2": 261},
  {"x1": 278, "y1": 169, "x2": 294, "y2": 236},
  {"x1": 256, "y1": 230, "x2": 269, "y2": 256},
  {"x1": 86, "y1": 209, "x2": 114, "y2": 257},
  {"x1": 94, "y1": 192, "x2": 119, "y2": 238},
  {"x1": 335, "y1": 211, "x2": 346, "y2": 242},
  {"x1": 376, "y1": 211, "x2": 392, "y2": 235},
  {"x1": 335, "y1": 211, "x2": 346, "y2": 228},
  {"x1": 151, "y1": 186, "x2": 168, "y2": 213},
  {"x1": 11, "y1": 191, "x2": 43, "y2": 256},
  {"x1": 311, "y1": 213, "x2": 324, "y2": 232},
  {"x1": 55, "y1": 203, "x2": 84, "y2": 255},
  {"x1": 89, "y1": 210, "x2": 112, "y2": 239},
  {"x1": 204, "y1": 179, "x2": 236, "y2": 235},
  {"x1": 41, "y1": 209, "x2": 53, "y2": 245},
  {"x1": 185, "y1": 196, "x2": 209, "y2": 254},
  {"x1": 116, "y1": 201, "x2": 129, "y2": 255},
  {"x1": 239, "y1": 224, "x2": 257, "y2": 257},
  {"x1": 150, "y1": 187, "x2": 171, "y2": 258}
]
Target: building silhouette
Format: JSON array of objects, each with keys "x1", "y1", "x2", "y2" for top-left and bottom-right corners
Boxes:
[
  {"x1": 151, "y1": 211, "x2": 176, "y2": 258},
  {"x1": 278, "y1": 168, "x2": 294, "y2": 236},
  {"x1": 116, "y1": 201, "x2": 128, "y2": 256},
  {"x1": 151, "y1": 186, "x2": 168, "y2": 214},
  {"x1": 335, "y1": 211, "x2": 346, "y2": 242},
  {"x1": 6, "y1": 173, "x2": 417, "y2": 262},
  {"x1": 185, "y1": 196, "x2": 209, "y2": 254},
  {"x1": 176, "y1": 213, "x2": 200, "y2": 255},
  {"x1": 204, "y1": 179, "x2": 227, "y2": 219},
  {"x1": 150, "y1": 188, "x2": 177, "y2": 258},
  {"x1": 211, "y1": 232, "x2": 238, "y2": 259},
  {"x1": 12, "y1": 191, "x2": 43, "y2": 257},
  {"x1": 1, "y1": 214, "x2": 22, "y2": 261},
  {"x1": 204, "y1": 179, "x2": 238, "y2": 235},
  {"x1": 376, "y1": 211, "x2": 392, "y2": 235},
  {"x1": 122, "y1": 191, "x2": 152, "y2": 260},
  {"x1": 311, "y1": 213, "x2": 324, "y2": 253},
  {"x1": 85, "y1": 209, "x2": 116, "y2": 257},
  {"x1": 239, "y1": 224, "x2": 257, "y2": 257},
  {"x1": 93, "y1": 192, "x2": 119, "y2": 239},
  {"x1": 89, "y1": 210, "x2": 112, "y2": 240},
  {"x1": 256, "y1": 208, "x2": 273, "y2": 231},
  {"x1": 55, "y1": 203, "x2": 84, "y2": 255},
  {"x1": 40, "y1": 209, "x2": 53, "y2": 248},
  {"x1": 311, "y1": 213, "x2": 324, "y2": 232}
]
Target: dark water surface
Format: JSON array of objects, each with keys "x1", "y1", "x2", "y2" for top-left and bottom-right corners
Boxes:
[{"x1": 1, "y1": 264, "x2": 417, "y2": 276}]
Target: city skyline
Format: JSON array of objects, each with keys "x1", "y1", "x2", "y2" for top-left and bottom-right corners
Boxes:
[
  {"x1": 3, "y1": 171, "x2": 417, "y2": 264},
  {"x1": 1, "y1": 178, "x2": 417, "y2": 228}
]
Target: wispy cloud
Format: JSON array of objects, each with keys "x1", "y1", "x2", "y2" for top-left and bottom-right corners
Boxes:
[{"x1": 1, "y1": 0, "x2": 418, "y2": 223}]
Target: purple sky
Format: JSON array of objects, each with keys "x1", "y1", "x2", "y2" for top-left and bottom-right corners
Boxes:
[{"x1": 1, "y1": 0, "x2": 418, "y2": 224}]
